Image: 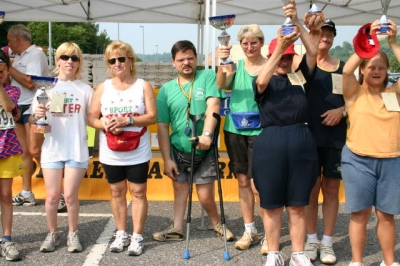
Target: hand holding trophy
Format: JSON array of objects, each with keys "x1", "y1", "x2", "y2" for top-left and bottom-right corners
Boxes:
[
  {"x1": 305, "y1": 1, "x2": 324, "y2": 25},
  {"x1": 280, "y1": 0, "x2": 299, "y2": 35},
  {"x1": 0, "y1": 11, "x2": 5, "y2": 24},
  {"x1": 209, "y1": 14, "x2": 236, "y2": 72},
  {"x1": 31, "y1": 76, "x2": 58, "y2": 134},
  {"x1": 377, "y1": 0, "x2": 391, "y2": 35}
]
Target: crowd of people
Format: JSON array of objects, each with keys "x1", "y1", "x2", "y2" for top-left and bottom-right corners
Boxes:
[{"x1": 1, "y1": 0, "x2": 400, "y2": 265}]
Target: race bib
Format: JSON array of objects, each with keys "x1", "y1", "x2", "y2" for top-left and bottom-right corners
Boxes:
[
  {"x1": 331, "y1": 73, "x2": 343, "y2": 95},
  {"x1": 0, "y1": 105, "x2": 15, "y2": 130}
]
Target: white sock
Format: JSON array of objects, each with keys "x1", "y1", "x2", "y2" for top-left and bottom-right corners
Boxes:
[
  {"x1": 244, "y1": 222, "x2": 257, "y2": 234},
  {"x1": 132, "y1": 232, "x2": 142, "y2": 239},
  {"x1": 307, "y1": 233, "x2": 318, "y2": 242},
  {"x1": 21, "y1": 190, "x2": 32, "y2": 197},
  {"x1": 292, "y1": 251, "x2": 305, "y2": 256},
  {"x1": 321, "y1": 235, "x2": 333, "y2": 244}
]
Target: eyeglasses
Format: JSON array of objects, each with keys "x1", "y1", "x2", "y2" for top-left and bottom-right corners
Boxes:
[
  {"x1": 175, "y1": 57, "x2": 195, "y2": 64},
  {"x1": 241, "y1": 41, "x2": 260, "y2": 48},
  {"x1": 60, "y1": 55, "x2": 80, "y2": 62},
  {"x1": 108, "y1": 56, "x2": 126, "y2": 65}
]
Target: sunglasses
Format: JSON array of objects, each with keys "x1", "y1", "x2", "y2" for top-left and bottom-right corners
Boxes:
[
  {"x1": 60, "y1": 55, "x2": 80, "y2": 62},
  {"x1": 108, "y1": 56, "x2": 126, "y2": 65}
]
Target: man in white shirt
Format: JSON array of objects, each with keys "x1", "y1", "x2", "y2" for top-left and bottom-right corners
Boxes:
[{"x1": 7, "y1": 24, "x2": 49, "y2": 206}]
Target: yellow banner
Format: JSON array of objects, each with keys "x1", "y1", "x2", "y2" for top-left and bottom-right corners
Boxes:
[{"x1": 12, "y1": 157, "x2": 346, "y2": 202}]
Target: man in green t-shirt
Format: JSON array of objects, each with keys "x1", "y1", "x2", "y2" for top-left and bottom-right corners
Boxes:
[{"x1": 153, "y1": 40, "x2": 234, "y2": 242}]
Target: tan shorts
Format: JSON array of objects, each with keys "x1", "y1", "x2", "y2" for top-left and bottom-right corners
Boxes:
[{"x1": 0, "y1": 154, "x2": 25, "y2": 178}]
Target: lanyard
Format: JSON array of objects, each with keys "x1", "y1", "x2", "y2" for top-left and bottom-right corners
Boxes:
[{"x1": 178, "y1": 77, "x2": 195, "y2": 121}]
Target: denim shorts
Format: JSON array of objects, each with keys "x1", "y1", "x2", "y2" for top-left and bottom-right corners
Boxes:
[
  {"x1": 41, "y1": 160, "x2": 89, "y2": 169},
  {"x1": 16, "y1": 104, "x2": 31, "y2": 125},
  {"x1": 341, "y1": 145, "x2": 400, "y2": 215}
]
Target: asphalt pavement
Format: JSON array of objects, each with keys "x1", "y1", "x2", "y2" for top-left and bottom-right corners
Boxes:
[{"x1": 1, "y1": 200, "x2": 399, "y2": 266}]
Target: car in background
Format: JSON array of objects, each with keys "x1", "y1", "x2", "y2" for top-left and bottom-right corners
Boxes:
[{"x1": 388, "y1": 73, "x2": 400, "y2": 87}]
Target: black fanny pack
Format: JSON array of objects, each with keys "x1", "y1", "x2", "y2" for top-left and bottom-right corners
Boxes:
[{"x1": 172, "y1": 145, "x2": 206, "y2": 173}]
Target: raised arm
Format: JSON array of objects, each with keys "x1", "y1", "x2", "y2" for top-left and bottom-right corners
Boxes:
[
  {"x1": 216, "y1": 45, "x2": 236, "y2": 89},
  {"x1": 387, "y1": 20, "x2": 400, "y2": 94},
  {"x1": 342, "y1": 54, "x2": 362, "y2": 107}
]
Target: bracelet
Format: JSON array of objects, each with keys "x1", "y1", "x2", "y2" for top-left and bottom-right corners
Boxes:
[{"x1": 32, "y1": 114, "x2": 39, "y2": 123}]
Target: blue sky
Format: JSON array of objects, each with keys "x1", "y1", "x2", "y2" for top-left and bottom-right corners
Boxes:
[{"x1": 98, "y1": 22, "x2": 360, "y2": 56}]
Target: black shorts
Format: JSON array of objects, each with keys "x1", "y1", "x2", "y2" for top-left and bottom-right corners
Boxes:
[
  {"x1": 16, "y1": 104, "x2": 31, "y2": 124},
  {"x1": 317, "y1": 147, "x2": 342, "y2": 179},
  {"x1": 252, "y1": 124, "x2": 318, "y2": 209},
  {"x1": 102, "y1": 162, "x2": 149, "y2": 184},
  {"x1": 224, "y1": 130, "x2": 257, "y2": 178}
]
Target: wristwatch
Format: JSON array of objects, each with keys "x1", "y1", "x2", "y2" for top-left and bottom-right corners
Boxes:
[
  {"x1": 202, "y1": 131, "x2": 213, "y2": 138},
  {"x1": 340, "y1": 107, "x2": 347, "y2": 118},
  {"x1": 128, "y1": 116, "x2": 134, "y2": 126}
]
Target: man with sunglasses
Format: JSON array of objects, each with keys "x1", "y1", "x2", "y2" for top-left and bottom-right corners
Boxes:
[
  {"x1": 153, "y1": 40, "x2": 235, "y2": 243},
  {"x1": 7, "y1": 24, "x2": 49, "y2": 207}
]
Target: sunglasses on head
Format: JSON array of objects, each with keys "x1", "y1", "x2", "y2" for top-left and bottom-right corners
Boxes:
[
  {"x1": 60, "y1": 55, "x2": 80, "y2": 62},
  {"x1": 108, "y1": 56, "x2": 126, "y2": 65}
]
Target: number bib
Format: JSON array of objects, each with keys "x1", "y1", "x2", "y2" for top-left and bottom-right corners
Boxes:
[{"x1": 0, "y1": 105, "x2": 16, "y2": 130}]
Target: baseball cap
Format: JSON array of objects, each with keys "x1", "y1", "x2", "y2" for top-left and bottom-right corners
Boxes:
[
  {"x1": 353, "y1": 23, "x2": 380, "y2": 59},
  {"x1": 268, "y1": 38, "x2": 296, "y2": 57},
  {"x1": 322, "y1": 18, "x2": 336, "y2": 36}
]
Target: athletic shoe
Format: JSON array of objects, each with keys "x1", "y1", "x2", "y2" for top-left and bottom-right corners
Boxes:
[
  {"x1": 304, "y1": 240, "x2": 320, "y2": 261},
  {"x1": 1, "y1": 242, "x2": 21, "y2": 261},
  {"x1": 264, "y1": 252, "x2": 284, "y2": 266},
  {"x1": 127, "y1": 235, "x2": 143, "y2": 256},
  {"x1": 40, "y1": 232, "x2": 61, "y2": 252},
  {"x1": 349, "y1": 262, "x2": 364, "y2": 266},
  {"x1": 213, "y1": 222, "x2": 235, "y2": 241},
  {"x1": 261, "y1": 237, "x2": 269, "y2": 255},
  {"x1": 234, "y1": 231, "x2": 261, "y2": 250},
  {"x1": 58, "y1": 192, "x2": 67, "y2": 213},
  {"x1": 289, "y1": 252, "x2": 313, "y2": 266},
  {"x1": 109, "y1": 231, "x2": 130, "y2": 252},
  {"x1": 152, "y1": 224, "x2": 183, "y2": 242},
  {"x1": 67, "y1": 231, "x2": 82, "y2": 253},
  {"x1": 12, "y1": 192, "x2": 37, "y2": 206},
  {"x1": 380, "y1": 262, "x2": 400, "y2": 266},
  {"x1": 320, "y1": 242, "x2": 336, "y2": 264}
]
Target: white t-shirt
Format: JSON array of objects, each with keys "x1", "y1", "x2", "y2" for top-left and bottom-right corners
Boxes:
[
  {"x1": 31, "y1": 80, "x2": 93, "y2": 163},
  {"x1": 12, "y1": 45, "x2": 49, "y2": 105},
  {"x1": 99, "y1": 78, "x2": 151, "y2": 165}
]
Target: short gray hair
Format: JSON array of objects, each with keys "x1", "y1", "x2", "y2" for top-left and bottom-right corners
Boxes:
[
  {"x1": 8, "y1": 24, "x2": 32, "y2": 43},
  {"x1": 237, "y1": 24, "x2": 264, "y2": 44}
]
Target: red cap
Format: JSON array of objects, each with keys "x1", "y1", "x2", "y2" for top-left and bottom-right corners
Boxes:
[
  {"x1": 353, "y1": 23, "x2": 380, "y2": 59},
  {"x1": 268, "y1": 38, "x2": 296, "y2": 57}
]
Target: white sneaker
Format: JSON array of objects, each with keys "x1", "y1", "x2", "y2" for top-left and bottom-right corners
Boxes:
[
  {"x1": 380, "y1": 262, "x2": 400, "y2": 266},
  {"x1": 349, "y1": 262, "x2": 364, "y2": 266},
  {"x1": 320, "y1": 242, "x2": 336, "y2": 264},
  {"x1": 304, "y1": 240, "x2": 319, "y2": 261},
  {"x1": 109, "y1": 231, "x2": 130, "y2": 253},
  {"x1": 289, "y1": 252, "x2": 313, "y2": 266},
  {"x1": 127, "y1": 234, "x2": 143, "y2": 256},
  {"x1": 264, "y1": 252, "x2": 284, "y2": 266}
]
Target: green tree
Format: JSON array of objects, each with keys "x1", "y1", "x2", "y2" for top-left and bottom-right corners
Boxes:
[
  {"x1": 379, "y1": 35, "x2": 400, "y2": 73},
  {"x1": 329, "y1": 41, "x2": 354, "y2": 62}
]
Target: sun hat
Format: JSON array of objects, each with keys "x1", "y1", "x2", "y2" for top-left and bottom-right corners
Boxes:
[
  {"x1": 268, "y1": 38, "x2": 296, "y2": 57},
  {"x1": 353, "y1": 23, "x2": 380, "y2": 59}
]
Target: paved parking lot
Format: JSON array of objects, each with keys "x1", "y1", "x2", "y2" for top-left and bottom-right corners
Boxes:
[{"x1": 1, "y1": 200, "x2": 399, "y2": 265}]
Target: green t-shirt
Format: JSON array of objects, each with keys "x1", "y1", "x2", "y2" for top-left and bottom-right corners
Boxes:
[
  {"x1": 157, "y1": 69, "x2": 226, "y2": 154},
  {"x1": 224, "y1": 59, "x2": 262, "y2": 136}
]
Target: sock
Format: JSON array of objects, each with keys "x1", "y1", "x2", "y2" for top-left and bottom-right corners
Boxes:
[
  {"x1": 244, "y1": 222, "x2": 257, "y2": 234},
  {"x1": 132, "y1": 232, "x2": 142, "y2": 238},
  {"x1": 292, "y1": 251, "x2": 305, "y2": 256},
  {"x1": 21, "y1": 190, "x2": 32, "y2": 197},
  {"x1": 321, "y1": 235, "x2": 333, "y2": 244},
  {"x1": 307, "y1": 233, "x2": 318, "y2": 242},
  {"x1": 2, "y1": 236, "x2": 11, "y2": 244}
]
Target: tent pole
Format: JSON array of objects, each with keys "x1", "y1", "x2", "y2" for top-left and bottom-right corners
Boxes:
[
  {"x1": 204, "y1": 0, "x2": 210, "y2": 70},
  {"x1": 48, "y1": 22, "x2": 53, "y2": 68},
  {"x1": 211, "y1": 0, "x2": 216, "y2": 70}
]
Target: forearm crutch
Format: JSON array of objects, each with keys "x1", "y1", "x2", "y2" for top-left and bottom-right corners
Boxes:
[
  {"x1": 211, "y1": 112, "x2": 230, "y2": 261},
  {"x1": 183, "y1": 113, "x2": 204, "y2": 260}
]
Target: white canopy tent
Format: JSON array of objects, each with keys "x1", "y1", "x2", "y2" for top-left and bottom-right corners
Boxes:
[{"x1": 2, "y1": 0, "x2": 399, "y2": 68}]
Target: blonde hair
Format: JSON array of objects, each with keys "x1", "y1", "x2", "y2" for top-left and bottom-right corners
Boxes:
[
  {"x1": 54, "y1": 42, "x2": 83, "y2": 80},
  {"x1": 104, "y1": 40, "x2": 136, "y2": 77},
  {"x1": 237, "y1": 24, "x2": 264, "y2": 44}
]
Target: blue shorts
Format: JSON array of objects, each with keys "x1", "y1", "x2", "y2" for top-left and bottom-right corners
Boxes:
[
  {"x1": 341, "y1": 145, "x2": 400, "y2": 215},
  {"x1": 16, "y1": 104, "x2": 31, "y2": 125},
  {"x1": 41, "y1": 160, "x2": 89, "y2": 169}
]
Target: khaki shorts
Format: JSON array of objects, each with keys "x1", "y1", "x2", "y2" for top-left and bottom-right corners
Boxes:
[{"x1": 0, "y1": 154, "x2": 25, "y2": 178}]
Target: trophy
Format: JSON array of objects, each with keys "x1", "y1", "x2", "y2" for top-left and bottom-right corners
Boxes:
[
  {"x1": 209, "y1": 14, "x2": 236, "y2": 72},
  {"x1": 377, "y1": 0, "x2": 391, "y2": 35},
  {"x1": 281, "y1": 0, "x2": 298, "y2": 35},
  {"x1": 31, "y1": 76, "x2": 58, "y2": 134},
  {"x1": 0, "y1": 11, "x2": 5, "y2": 24},
  {"x1": 305, "y1": 1, "x2": 324, "y2": 25}
]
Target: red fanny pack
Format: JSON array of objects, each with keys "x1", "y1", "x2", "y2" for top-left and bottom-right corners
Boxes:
[{"x1": 104, "y1": 127, "x2": 147, "y2": 151}]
